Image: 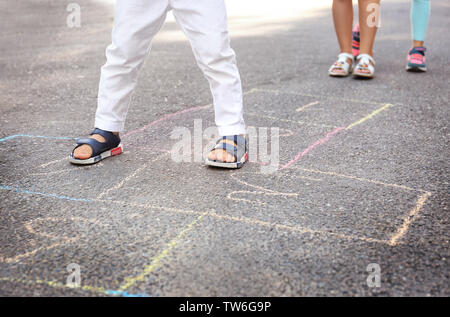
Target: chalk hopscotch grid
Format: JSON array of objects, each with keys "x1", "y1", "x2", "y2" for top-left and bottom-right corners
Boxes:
[{"x1": 0, "y1": 89, "x2": 431, "y2": 296}]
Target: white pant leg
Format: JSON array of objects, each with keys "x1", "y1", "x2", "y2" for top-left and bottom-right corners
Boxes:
[
  {"x1": 171, "y1": 0, "x2": 246, "y2": 136},
  {"x1": 95, "y1": 0, "x2": 169, "y2": 132}
]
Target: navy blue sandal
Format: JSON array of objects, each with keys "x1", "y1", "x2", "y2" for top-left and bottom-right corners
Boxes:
[
  {"x1": 205, "y1": 135, "x2": 248, "y2": 169},
  {"x1": 69, "y1": 128, "x2": 123, "y2": 165}
]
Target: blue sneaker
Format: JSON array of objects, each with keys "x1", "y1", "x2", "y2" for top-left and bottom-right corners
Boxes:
[{"x1": 406, "y1": 46, "x2": 427, "y2": 72}]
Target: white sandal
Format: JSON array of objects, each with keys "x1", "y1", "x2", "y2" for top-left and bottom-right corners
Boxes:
[
  {"x1": 353, "y1": 54, "x2": 375, "y2": 78},
  {"x1": 328, "y1": 53, "x2": 354, "y2": 77}
]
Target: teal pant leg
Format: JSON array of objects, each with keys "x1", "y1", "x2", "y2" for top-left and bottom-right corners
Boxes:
[{"x1": 411, "y1": 0, "x2": 430, "y2": 42}]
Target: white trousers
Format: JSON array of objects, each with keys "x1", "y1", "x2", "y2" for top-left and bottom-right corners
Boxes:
[{"x1": 95, "y1": 0, "x2": 246, "y2": 136}]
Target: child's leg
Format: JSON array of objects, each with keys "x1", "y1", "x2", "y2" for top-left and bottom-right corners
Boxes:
[
  {"x1": 358, "y1": 0, "x2": 380, "y2": 57},
  {"x1": 75, "y1": 0, "x2": 169, "y2": 159},
  {"x1": 171, "y1": 0, "x2": 246, "y2": 163},
  {"x1": 407, "y1": 0, "x2": 429, "y2": 72},
  {"x1": 95, "y1": 0, "x2": 169, "y2": 132},
  {"x1": 76, "y1": 0, "x2": 169, "y2": 159},
  {"x1": 332, "y1": 0, "x2": 354, "y2": 55},
  {"x1": 351, "y1": 0, "x2": 379, "y2": 78},
  {"x1": 411, "y1": 0, "x2": 430, "y2": 46},
  {"x1": 330, "y1": 0, "x2": 354, "y2": 75}
]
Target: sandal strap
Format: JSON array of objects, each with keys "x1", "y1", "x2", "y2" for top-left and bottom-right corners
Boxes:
[
  {"x1": 214, "y1": 143, "x2": 238, "y2": 156},
  {"x1": 73, "y1": 128, "x2": 121, "y2": 158},
  {"x1": 410, "y1": 46, "x2": 426, "y2": 54},
  {"x1": 337, "y1": 52, "x2": 354, "y2": 62},
  {"x1": 90, "y1": 128, "x2": 119, "y2": 141},
  {"x1": 220, "y1": 135, "x2": 246, "y2": 146},
  {"x1": 357, "y1": 54, "x2": 375, "y2": 66}
]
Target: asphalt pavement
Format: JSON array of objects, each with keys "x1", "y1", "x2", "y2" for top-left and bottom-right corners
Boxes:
[{"x1": 0, "y1": 0, "x2": 448, "y2": 296}]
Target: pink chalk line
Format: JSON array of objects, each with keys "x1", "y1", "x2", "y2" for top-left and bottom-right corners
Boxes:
[
  {"x1": 122, "y1": 104, "x2": 211, "y2": 139},
  {"x1": 120, "y1": 103, "x2": 343, "y2": 170},
  {"x1": 279, "y1": 127, "x2": 345, "y2": 170}
]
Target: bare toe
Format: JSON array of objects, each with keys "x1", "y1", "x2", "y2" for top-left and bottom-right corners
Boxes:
[
  {"x1": 208, "y1": 149, "x2": 217, "y2": 161},
  {"x1": 225, "y1": 151, "x2": 236, "y2": 163},
  {"x1": 74, "y1": 145, "x2": 92, "y2": 159},
  {"x1": 215, "y1": 149, "x2": 225, "y2": 162},
  {"x1": 213, "y1": 149, "x2": 236, "y2": 163}
]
